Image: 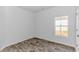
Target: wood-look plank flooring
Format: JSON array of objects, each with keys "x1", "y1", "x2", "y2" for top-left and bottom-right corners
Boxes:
[{"x1": 0, "y1": 38, "x2": 75, "y2": 52}]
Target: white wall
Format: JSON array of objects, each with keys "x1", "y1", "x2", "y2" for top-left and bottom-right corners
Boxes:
[
  {"x1": 0, "y1": 7, "x2": 6, "y2": 48},
  {"x1": 76, "y1": 7, "x2": 79, "y2": 48},
  {"x1": 36, "y1": 6, "x2": 76, "y2": 47},
  {"x1": 2, "y1": 7, "x2": 35, "y2": 48},
  {"x1": 0, "y1": 6, "x2": 76, "y2": 49}
]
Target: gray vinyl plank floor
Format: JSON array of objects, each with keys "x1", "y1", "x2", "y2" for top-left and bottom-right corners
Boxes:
[{"x1": 0, "y1": 38, "x2": 75, "y2": 52}]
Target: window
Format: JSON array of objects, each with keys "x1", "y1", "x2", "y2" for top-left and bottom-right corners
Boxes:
[{"x1": 55, "y1": 16, "x2": 68, "y2": 37}]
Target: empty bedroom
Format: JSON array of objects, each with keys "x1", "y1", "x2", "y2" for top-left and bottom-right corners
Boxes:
[{"x1": 0, "y1": 6, "x2": 79, "y2": 52}]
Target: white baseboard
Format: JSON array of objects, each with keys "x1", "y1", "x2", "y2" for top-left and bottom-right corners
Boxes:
[
  {"x1": 0, "y1": 36, "x2": 76, "y2": 51},
  {"x1": 35, "y1": 36, "x2": 76, "y2": 48},
  {"x1": 0, "y1": 36, "x2": 34, "y2": 51}
]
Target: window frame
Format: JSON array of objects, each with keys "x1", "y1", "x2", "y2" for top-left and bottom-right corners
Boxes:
[{"x1": 55, "y1": 16, "x2": 68, "y2": 37}]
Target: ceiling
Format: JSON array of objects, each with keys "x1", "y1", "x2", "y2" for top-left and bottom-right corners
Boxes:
[{"x1": 18, "y1": 6, "x2": 53, "y2": 13}]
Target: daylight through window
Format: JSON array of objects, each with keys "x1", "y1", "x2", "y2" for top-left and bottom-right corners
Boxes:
[{"x1": 55, "y1": 16, "x2": 68, "y2": 37}]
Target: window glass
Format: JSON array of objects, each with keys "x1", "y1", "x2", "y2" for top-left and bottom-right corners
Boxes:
[{"x1": 55, "y1": 16, "x2": 68, "y2": 37}]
